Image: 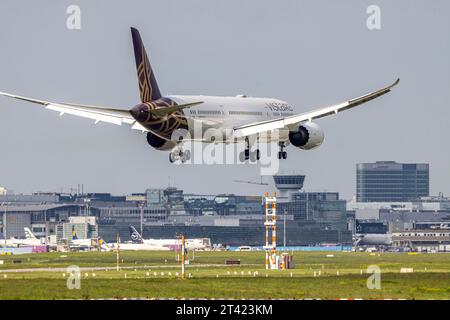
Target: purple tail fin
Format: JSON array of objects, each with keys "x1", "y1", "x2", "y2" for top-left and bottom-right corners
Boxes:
[{"x1": 131, "y1": 27, "x2": 162, "y2": 102}]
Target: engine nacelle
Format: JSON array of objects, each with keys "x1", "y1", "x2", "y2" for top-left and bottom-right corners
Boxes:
[
  {"x1": 288, "y1": 122, "x2": 324, "y2": 150},
  {"x1": 146, "y1": 132, "x2": 176, "y2": 151}
]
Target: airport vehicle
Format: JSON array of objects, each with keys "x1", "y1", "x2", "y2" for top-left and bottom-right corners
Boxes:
[
  {"x1": 129, "y1": 225, "x2": 211, "y2": 250},
  {"x1": 235, "y1": 246, "x2": 252, "y2": 252},
  {"x1": 0, "y1": 28, "x2": 399, "y2": 163}
]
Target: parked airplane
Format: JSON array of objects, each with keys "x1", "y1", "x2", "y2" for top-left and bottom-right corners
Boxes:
[
  {"x1": 24, "y1": 227, "x2": 39, "y2": 240},
  {"x1": 69, "y1": 225, "x2": 108, "y2": 250},
  {"x1": 429, "y1": 223, "x2": 450, "y2": 230},
  {"x1": 103, "y1": 229, "x2": 169, "y2": 251},
  {"x1": 0, "y1": 27, "x2": 399, "y2": 163},
  {"x1": 129, "y1": 225, "x2": 211, "y2": 251},
  {"x1": 1, "y1": 238, "x2": 43, "y2": 247},
  {"x1": 110, "y1": 242, "x2": 170, "y2": 251},
  {"x1": 1, "y1": 227, "x2": 45, "y2": 247},
  {"x1": 354, "y1": 233, "x2": 393, "y2": 246}
]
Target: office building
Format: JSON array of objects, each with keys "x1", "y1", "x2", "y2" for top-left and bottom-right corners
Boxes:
[{"x1": 356, "y1": 161, "x2": 429, "y2": 202}]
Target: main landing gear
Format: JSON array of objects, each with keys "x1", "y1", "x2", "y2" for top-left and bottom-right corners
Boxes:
[
  {"x1": 278, "y1": 142, "x2": 287, "y2": 160},
  {"x1": 239, "y1": 137, "x2": 261, "y2": 162},
  {"x1": 169, "y1": 148, "x2": 191, "y2": 163},
  {"x1": 237, "y1": 139, "x2": 288, "y2": 162}
]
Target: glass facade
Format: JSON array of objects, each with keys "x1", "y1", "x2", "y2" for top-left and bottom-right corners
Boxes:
[
  {"x1": 183, "y1": 194, "x2": 263, "y2": 216},
  {"x1": 355, "y1": 220, "x2": 388, "y2": 234},
  {"x1": 56, "y1": 222, "x2": 98, "y2": 242},
  {"x1": 273, "y1": 175, "x2": 305, "y2": 190},
  {"x1": 356, "y1": 161, "x2": 429, "y2": 202},
  {"x1": 146, "y1": 189, "x2": 165, "y2": 204},
  {"x1": 0, "y1": 185, "x2": 352, "y2": 245},
  {"x1": 277, "y1": 192, "x2": 347, "y2": 231}
]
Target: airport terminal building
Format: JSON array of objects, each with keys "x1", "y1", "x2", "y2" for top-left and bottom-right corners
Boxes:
[
  {"x1": 3, "y1": 163, "x2": 450, "y2": 250},
  {"x1": 0, "y1": 175, "x2": 352, "y2": 246},
  {"x1": 96, "y1": 175, "x2": 351, "y2": 246}
]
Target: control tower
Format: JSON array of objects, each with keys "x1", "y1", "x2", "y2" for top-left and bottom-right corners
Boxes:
[{"x1": 273, "y1": 174, "x2": 305, "y2": 202}]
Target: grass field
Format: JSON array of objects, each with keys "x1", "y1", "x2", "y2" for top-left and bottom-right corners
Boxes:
[{"x1": 0, "y1": 250, "x2": 449, "y2": 299}]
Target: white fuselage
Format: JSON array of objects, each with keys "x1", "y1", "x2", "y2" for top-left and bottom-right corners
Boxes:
[
  {"x1": 355, "y1": 233, "x2": 393, "y2": 246},
  {"x1": 141, "y1": 238, "x2": 211, "y2": 251},
  {"x1": 2, "y1": 238, "x2": 43, "y2": 247},
  {"x1": 70, "y1": 239, "x2": 94, "y2": 247},
  {"x1": 168, "y1": 95, "x2": 296, "y2": 143},
  {"x1": 111, "y1": 242, "x2": 170, "y2": 251}
]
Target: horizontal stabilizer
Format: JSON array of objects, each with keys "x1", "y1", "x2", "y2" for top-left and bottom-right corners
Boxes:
[{"x1": 148, "y1": 101, "x2": 203, "y2": 116}]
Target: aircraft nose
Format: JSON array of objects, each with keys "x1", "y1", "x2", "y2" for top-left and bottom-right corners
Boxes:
[{"x1": 130, "y1": 104, "x2": 148, "y2": 121}]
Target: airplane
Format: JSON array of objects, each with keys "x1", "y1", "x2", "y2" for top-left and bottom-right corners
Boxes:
[
  {"x1": 0, "y1": 27, "x2": 400, "y2": 163},
  {"x1": 24, "y1": 227, "x2": 39, "y2": 241},
  {"x1": 110, "y1": 242, "x2": 170, "y2": 251},
  {"x1": 103, "y1": 229, "x2": 169, "y2": 251},
  {"x1": 429, "y1": 223, "x2": 450, "y2": 230},
  {"x1": 101, "y1": 231, "x2": 170, "y2": 251},
  {"x1": 0, "y1": 226, "x2": 108, "y2": 250},
  {"x1": 129, "y1": 225, "x2": 211, "y2": 251},
  {"x1": 1, "y1": 227, "x2": 45, "y2": 247},
  {"x1": 354, "y1": 233, "x2": 393, "y2": 246},
  {"x1": 68, "y1": 225, "x2": 108, "y2": 250}
]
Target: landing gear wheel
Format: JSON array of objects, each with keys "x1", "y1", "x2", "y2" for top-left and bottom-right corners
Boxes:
[
  {"x1": 184, "y1": 150, "x2": 191, "y2": 161},
  {"x1": 278, "y1": 142, "x2": 287, "y2": 160},
  {"x1": 239, "y1": 149, "x2": 251, "y2": 162},
  {"x1": 239, "y1": 138, "x2": 261, "y2": 162},
  {"x1": 180, "y1": 150, "x2": 191, "y2": 163},
  {"x1": 250, "y1": 149, "x2": 260, "y2": 162},
  {"x1": 169, "y1": 148, "x2": 190, "y2": 163}
]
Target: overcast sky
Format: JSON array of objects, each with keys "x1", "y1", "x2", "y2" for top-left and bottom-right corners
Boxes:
[{"x1": 0, "y1": 1, "x2": 449, "y2": 200}]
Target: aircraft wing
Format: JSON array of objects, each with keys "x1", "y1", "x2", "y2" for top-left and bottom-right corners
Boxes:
[
  {"x1": 0, "y1": 91, "x2": 204, "y2": 136},
  {"x1": 232, "y1": 78, "x2": 400, "y2": 137},
  {"x1": 0, "y1": 90, "x2": 137, "y2": 126}
]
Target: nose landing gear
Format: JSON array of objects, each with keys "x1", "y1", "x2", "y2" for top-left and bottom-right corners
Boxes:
[
  {"x1": 169, "y1": 148, "x2": 191, "y2": 163},
  {"x1": 278, "y1": 142, "x2": 287, "y2": 160}
]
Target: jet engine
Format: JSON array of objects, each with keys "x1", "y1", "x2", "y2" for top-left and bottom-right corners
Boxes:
[
  {"x1": 288, "y1": 122, "x2": 324, "y2": 150},
  {"x1": 146, "y1": 132, "x2": 176, "y2": 151}
]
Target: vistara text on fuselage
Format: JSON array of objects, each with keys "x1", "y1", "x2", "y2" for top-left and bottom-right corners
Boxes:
[{"x1": 0, "y1": 27, "x2": 399, "y2": 163}]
